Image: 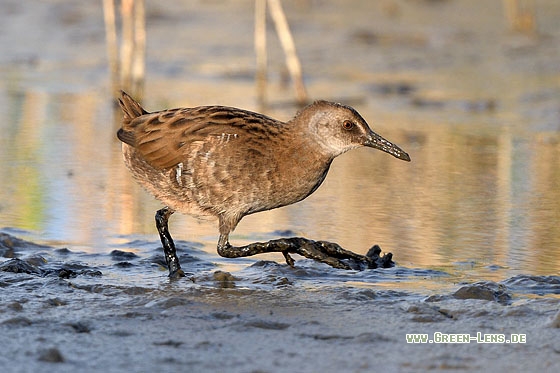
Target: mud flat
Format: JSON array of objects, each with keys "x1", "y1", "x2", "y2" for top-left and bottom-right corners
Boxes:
[{"x1": 0, "y1": 232, "x2": 558, "y2": 372}]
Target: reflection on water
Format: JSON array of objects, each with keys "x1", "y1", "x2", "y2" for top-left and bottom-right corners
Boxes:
[
  {"x1": 1, "y1": 87, "x2": 558, "y2": 281},
  {"x1": 0, "y1": 0, "x2": 559, "y2": 285}
]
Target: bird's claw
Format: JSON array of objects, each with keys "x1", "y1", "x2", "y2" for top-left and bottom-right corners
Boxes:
[{"x1": 282, "y1": 251, "x2": 295, "y2": 267}]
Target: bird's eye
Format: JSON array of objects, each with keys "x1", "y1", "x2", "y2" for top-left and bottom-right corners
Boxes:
[{"x1": 342, "y1": 120, "x2": 354, "y2": 130}]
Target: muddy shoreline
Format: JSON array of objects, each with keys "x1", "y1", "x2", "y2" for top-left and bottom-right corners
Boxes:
[{"x1": 1, "y1": 232, "x2": 558, "y2": 372}]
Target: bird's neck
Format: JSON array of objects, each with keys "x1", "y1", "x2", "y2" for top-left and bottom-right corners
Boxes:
[{"x1": 278, "y1": 130, "x2": 335, "y2": 191}]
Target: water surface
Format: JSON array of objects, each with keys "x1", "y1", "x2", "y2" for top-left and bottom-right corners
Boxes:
[{"x1": 1, "y1": 0, "x2": 559, "y2": 288}]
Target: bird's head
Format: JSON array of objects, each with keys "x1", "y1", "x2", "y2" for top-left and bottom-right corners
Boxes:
[{"x1": 297, "y1": 101, "x2": 411, "y2": 161}]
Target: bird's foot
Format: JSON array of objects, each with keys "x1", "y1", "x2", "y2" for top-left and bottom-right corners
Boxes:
[
  {"x1": 217, "y1": 237, "x2": 395, "y2": 271},
  {"x1": 168, "y1": 268, "x2": 196, "y2": 282},
  {"x1": 364, "y1": 244, "x2": 394, "y2": 269},
  {"x1": 282, "y1": 251, "x2": 295, "y2": 267},
  {"x1": 168, "y1": 267, "x2": 186, "y2": 279}
]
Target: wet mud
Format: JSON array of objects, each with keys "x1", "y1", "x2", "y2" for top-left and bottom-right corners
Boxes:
[{"x1": 1, "y1": 232, "x2": 558, "y2": 372}]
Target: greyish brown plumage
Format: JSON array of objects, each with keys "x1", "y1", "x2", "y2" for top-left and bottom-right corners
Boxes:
[{"x1": 117, "y1": 91, "x2": 410, "y2": 277}]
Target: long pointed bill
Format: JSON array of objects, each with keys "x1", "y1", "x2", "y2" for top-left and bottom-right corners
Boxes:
[{"x1": 364, "y1": 131, "x2": 411, "y2": 162}]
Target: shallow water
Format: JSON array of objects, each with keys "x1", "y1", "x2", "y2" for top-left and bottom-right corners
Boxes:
[
  {"x1": 0, "y1": 1, "x2": 559, "y2": 371},
  {"x1": 1, "y1": 0, "x2": 558, "y2": 282}
]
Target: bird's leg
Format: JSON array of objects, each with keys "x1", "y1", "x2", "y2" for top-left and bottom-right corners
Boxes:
[
  {"x1": 216, "y1": 235, "x2": 393, "y2": 270},
  {"x1": 155, "y1": 207, "x2": 185, "y2": 278}
]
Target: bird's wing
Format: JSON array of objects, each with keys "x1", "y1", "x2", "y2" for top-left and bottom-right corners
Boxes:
[{"x1": 121, "y1": 106, "x2": 282, "y2": 169}]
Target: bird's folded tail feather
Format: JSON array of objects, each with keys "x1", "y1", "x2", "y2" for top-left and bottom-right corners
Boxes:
[
  {"x1": 117, "y1": 91, "x2": 149, "y2": 146},
  {"x1": 118, "y1": 90, "x2": 148, "y2": 124}
]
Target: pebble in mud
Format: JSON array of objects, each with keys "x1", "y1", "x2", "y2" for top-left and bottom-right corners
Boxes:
[
  {"x1": 0, "y1": 258, "x2": 42, "y2": 275},
  {"x1": 66, "y1": 321, "x2": 91, "y2": 333},
  {"x1": 8, "y1": 302, "x2": 24, "y2": 312},
  {"x1": 0, "y1": 258, "x2": 103, "y2": 279},
  {"x1": 212, "y1": 270, "x2": 238, "y2": 289},
  {"x1": 452, "y1": 281, "x2": 511, "y2": 305},
  {"x1": 110, "y1": 249, "x2": 139, "y2": 261},
  {"x1": 406, "y1": 304, "x2": 451, "y2": 323},
  {"x1": 38, "y1": 348, "x2": 65, "y2": 363}
]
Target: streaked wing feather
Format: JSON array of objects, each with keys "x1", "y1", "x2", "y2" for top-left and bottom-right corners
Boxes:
[{"x1": 126, "y1": 106, "x2": 283, "y2": 169}]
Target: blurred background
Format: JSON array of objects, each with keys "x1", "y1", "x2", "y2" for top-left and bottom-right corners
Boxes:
[{"x1": 0, "y1": 0, "x2": 559, "y2": 279}]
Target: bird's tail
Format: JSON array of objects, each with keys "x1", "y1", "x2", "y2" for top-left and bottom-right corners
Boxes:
[
  {"x1": 117, "y1": 91, "x2": 148, "y2": 146},
  {"x1": 118, "y1": 90, "x2": 148, "y2": 124}
]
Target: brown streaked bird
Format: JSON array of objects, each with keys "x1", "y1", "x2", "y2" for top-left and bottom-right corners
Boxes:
[{"x1": 117, "y1": 91, "x2": 410, "y2": 278}]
